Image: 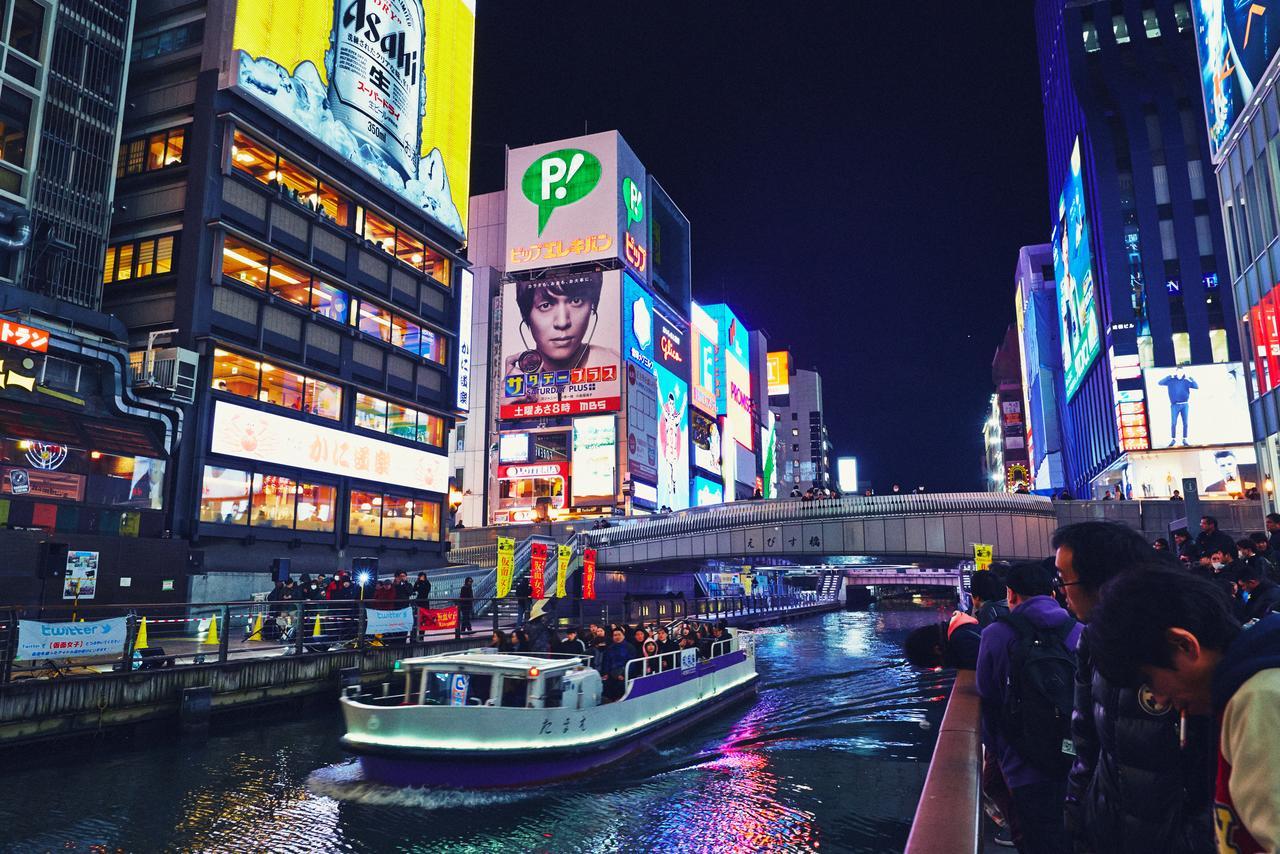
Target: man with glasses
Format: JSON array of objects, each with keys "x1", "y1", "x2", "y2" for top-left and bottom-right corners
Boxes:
[{"x1": 1052, "y1": 522, "x2": 1213, "y2": 854}]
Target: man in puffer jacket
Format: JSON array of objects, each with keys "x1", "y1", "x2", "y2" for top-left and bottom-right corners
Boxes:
[{"x1": 1051, "y1": 522, "x2": 1214, "y2": 854}]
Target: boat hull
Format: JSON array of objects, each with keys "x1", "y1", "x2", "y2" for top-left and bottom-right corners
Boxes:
[{"x1": 349, "y1": 673, "x2": 758, "y2": 788}]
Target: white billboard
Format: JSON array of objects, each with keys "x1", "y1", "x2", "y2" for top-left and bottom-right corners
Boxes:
[
  {"x1": 1142, "y1": 363, "x2": 1252, "y2": 449},
  {"x1": 572, "y1": 414, "x2": 616, "y2": 504}
]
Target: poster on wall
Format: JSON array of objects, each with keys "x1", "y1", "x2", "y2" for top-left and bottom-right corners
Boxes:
[
  {"x1": 1141, "y1": 363, "x2": 1252, "y2": 449},
  {"x1": 1192, "y1": 1, "x2": 1280, "y2": 160},
  {"x1": 62, "y1": 550, "x2": 99, "y2": 600},
  {"x1": 571, "y1": 415, "x2": 616, "y2": 504},
  {"x1": 1052, "y1": 138, "x2": 1101, "y2": 400},
  {"x1": 691, "y1": 409, "x2": 722, "y2": 476},
  {"x1": 228, "y1": 0, "x2": 475, "y2": 237},
  {"x1": 626, "y1": 363, "x2": 659, "y2": 487},
  {"x1": 655, "y1": 364, "x2": 690, "y2": 510},
  {"x1": 499, "y1": 270, "x2": 620, "y2": 420}
]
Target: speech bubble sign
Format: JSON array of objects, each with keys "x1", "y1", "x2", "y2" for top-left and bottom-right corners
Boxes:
[
  {"x1": 522, "y1": 148, "x2": 602, "y2": 235},
  {"x1": 623, "y1": 176, "x2": 644, "y2": 228}
]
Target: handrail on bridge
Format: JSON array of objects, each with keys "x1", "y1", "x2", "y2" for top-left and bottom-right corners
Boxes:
[{"x1": 904, "y1": 670, "x2": 981, "y2": 854}]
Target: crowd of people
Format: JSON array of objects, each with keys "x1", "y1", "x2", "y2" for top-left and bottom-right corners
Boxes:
[
  {"x1": 259, "y1": 570, "x2": 467, "y2": 642},
  {"x1": 483, "y1": 619, "x2": 734, "y2": 702},
  {"x1": 904, "y1": 519, "x2": 1280, "y2": 853}
]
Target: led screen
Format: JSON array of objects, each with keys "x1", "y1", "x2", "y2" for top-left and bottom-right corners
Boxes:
[
  {"x1": 767, "y1": 351, "x2": 790, "y2": 396},
  {"x1": 836, "y1": 457, "x2": 859, "y2": 493},
  {"x1": 229, "y1": 0, "x2": 474, "y2": 237},
  {"x1": 655, "y1": 363, "x2": 690, "y2": 510},
  {"x1": 1193, "y1": 1, "x2": 1280, "y2": 159},
  {"x1": 499, "y1": 270, "x2": 620, "y2": 420},
  {"x1": 625, "y1": 362, "x2": 659, "y2": 487},
  {"x1": 691, "y1": 409, "x2": 721, "y2": 475},
  {"x1": 1052, "y1": 139, "x2": 1101, "y2": 401},
  {"x1": 623, "y1": 273, "x2": 654, "y2": 372},
  {"x1": 498, "y1": 433, "x2": 529, "y2": 464},
  {"x1": 726, "y1": 354, "x2": 754, "y2": 452},
  {"x1": 1142, "y1": 363, "x2": 1252, "y2": 449},
  {"x1": 693, "y1": 475, "x2": 723, "y2": 507},
  {"x1": 571, "y1": 415, "x2": 616, "y2": 504}
]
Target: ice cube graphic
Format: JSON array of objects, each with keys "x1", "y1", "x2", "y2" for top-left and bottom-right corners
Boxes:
[{"x1": 236, "y1": 52, "x2": 464, "y2": 237}]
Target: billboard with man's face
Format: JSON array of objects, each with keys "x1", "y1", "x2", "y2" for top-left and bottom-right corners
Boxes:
[
  {"x1": 228, "y1": 0, "x2": 474, "y2": 238},
  {"x1": 1142, "y1": 363, "x2": 1252, "y2": 449},
  {"x1": 1052, "y1": 138, "x2": 1101, "y2": 401},
  {"x1": 499, "y1": 270, "x2": 620, "y2": 420}
]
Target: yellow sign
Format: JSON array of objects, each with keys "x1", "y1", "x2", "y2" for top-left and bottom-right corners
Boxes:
[
  {"x1": 496, "y1": 537, "x2": 515, "y2": 598},
  {"x1": 229, "y1": 0, "x2": 475, "y2": 238},
  {"x1": 556, "y1": 544, "x2": 570, "y2": 598},
  {"x1": 974, "y1": 544, "x2": 994, "y2": 571},
  {"x1": 766, "y1": 351, "x2": 790, "y2": 396}
]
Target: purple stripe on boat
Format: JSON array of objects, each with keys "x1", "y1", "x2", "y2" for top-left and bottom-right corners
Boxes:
[{"x1": 623, "y1": 650, "x2": 748, "y2": 700}]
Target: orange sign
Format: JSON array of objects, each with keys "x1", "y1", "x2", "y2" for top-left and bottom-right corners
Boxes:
[
  {"x1": 0, "y1": 319, "x2": 49, "y2": 353},
  {"x1": 582, "y1": 548, "x2": 597, "y2": 600},
  {"x1": 418, "y1": 606, "x2": 459, "y2": 631},
  {"x1": 530, "y1": 543, "x2": 547, "y2": 598},
  {"x1": 766, "y1": 351, "x2": 789, "y2": 396}
]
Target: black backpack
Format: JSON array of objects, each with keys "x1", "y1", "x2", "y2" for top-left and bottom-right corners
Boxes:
[{"x1": 999, "y1": 611, "x2": 1078, "y2": 775}]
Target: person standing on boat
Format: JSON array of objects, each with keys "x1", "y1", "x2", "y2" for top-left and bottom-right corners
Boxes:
[
  {"x1": 601, "y1": 627, "x2": 636, "y2": 702},
  {"x1": 557, "y1": 627, "x2": 586, "y2": 655},
  {"x1": 459, "y1": 577, "x2": 474, "y2": 633},
  {"x1": 655, "y1": 626, "x2": 677, "y2": 654}
]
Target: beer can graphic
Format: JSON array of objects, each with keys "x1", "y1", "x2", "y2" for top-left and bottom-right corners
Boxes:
[{"x1": 326, "y1": 0, "x2": 425, "y2": 182}]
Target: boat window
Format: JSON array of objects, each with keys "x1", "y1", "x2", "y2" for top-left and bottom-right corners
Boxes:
[
  {"x1": 500, "y1": 676, "x2": 528, "y2": 708},
  {"x1": 544, "y1": 675, "x2": 564, "y2": 709},
  {"x1": 424, "y1": 672, "x2": 452, "y2": 705}
]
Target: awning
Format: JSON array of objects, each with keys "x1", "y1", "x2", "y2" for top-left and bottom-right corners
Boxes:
[{"x1": 0, "y1": 398, "x2": 165, "y2": 457}]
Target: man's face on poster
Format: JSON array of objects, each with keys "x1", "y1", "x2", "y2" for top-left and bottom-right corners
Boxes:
[{"x1": 528, "y1": 289, "x2": 593, "y2": 366}]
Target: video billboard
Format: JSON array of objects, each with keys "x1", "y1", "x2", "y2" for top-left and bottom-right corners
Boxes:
[
  {"x1": 1052, "y1": 139, "x2": 1101, "y2": 401},
  {"x1": 623, "y1": 273, "x2": 654, "y2": 373},
  {"x1": 505, "y1": 131, "x2": 649, "y2": 274},
  {"x1": 229, "y1": 0, "x2": 474, "y2": 238},
  {"x1": 1142, "y1": 363, "x2": 1252, "y2": 448},
  {"x1": 499, "y1": 270, "x2": 620, "y2": 420},
  {"x1": 691, "y1": 409, "x2": 722, "y2": 476},
  {"x1": 693, "y1": 475, "x2": 723, "y2": 507},
  {"x1": 726, "y1": 353, "x2": 754, "y2": 452},
  {"x1": 767, "y1": 351, "x2": 790, "y2": 397},
  {"x1": 625, "y1": 362, "x2": 659, "y2": 487},
  {"x1": 655, "y1": 363, "x2": 690, "y2": 510},
  {"x1": 1193, "y1": 1, "x2": 1280, "y2": 160},
  {"x1": 690, "y1": 302, "x2": 719, "y2": 415},
  {"x1": 571, "y1": 415, "x2": 616, "y2": 504}
]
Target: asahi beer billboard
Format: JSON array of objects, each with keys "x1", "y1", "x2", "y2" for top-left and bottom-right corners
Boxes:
[
  {"x1": 505, "y1": 131, "x2": 649, "y2": 274},
  {"x1": 228, "y1": 0, "x2": 475, "y2": 238}
]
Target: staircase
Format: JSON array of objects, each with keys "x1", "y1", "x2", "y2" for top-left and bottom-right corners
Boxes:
[{"x1": 817, "y1": 569, "x2": 844, "y2": 600}]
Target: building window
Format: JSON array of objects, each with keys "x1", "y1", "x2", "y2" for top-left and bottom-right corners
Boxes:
[
  {"x1": 230, "y1": 128, "x2": 353, "y2": 228},
  {"x1": 133, "y1": 20, "x2": 204, "y2": 61},
  {"x1": 102, "y1": 235, "x2": 177, "y2": 284},
  {"x1": 386, "y1": 401, "x2": 416, "y2": 441},
  {"x1": 358, "y1": 300, "x2": 392, "y2": 342},
  {"x1": 1152, "y1": 165, "x2": 1170, "y2": 205},
  {"x1": 220, "y1": 236, "x2": 270, "y2": 290},
  {"x1": 200, "y1": 466, "x2": 250, "y2": 524},
  {"x1": 8, "y1": 0, "x2": 47, "y2": 61},
  {"x1": 1210, "y1": 327, "x2": 1230, "y2": 363},
  {"x1": 1173, "y1": 1, "x2": 1190, "y2": 32},
  {"x1": 1142, "y1": 7, "x2": 1160, "y2": 38},
  {"x1": 311, "y1": 280, "x2": 351, "y2": 325},
  {"x1": 117, "y1": 127, "x2": 185, "y2": 177},
  {"x1": 1159, "y1": 219, "x2": 1177, "y2": 260},
  {"x1": 295, "y1": 482, "x2": 336, "y2": 532},
  {"x1": 1172, "y1": 332, "x2": 1192, "y2": 365},
  {"x1": 356, "y1": 204, "x2": 451, "y2": 285},
  {"x1": 414, "y1": 500, "x2": 440, "y2": 541},
  {"x1": 353, "y1": 390, "x2": 446, "y2": 448},
  {"x1": 354, "y1": 392, "x2": 387, "y2": 432},
  {"x1": 348, "y1": 490, "x2": 382, "y2": 537},
  {"x1": 381, "y1": 494, "x2": 413, "y2": 539},
  {"x1": 1083, "y1": 20, "x2": 1100, "y2": 52},
  {"x1": 251, "y1": 473, "x2": 297, "y2": 528},
  {"x1": 1187, "y1": 160, "x2": 1206, "y2": 200},
  {"x1": 210, "y1": 348, "x2": 341, "y2": 420},
  {"x1": 1113, "y1": 14, "x2": 1130, "y2": 43},
  {"x1": 303, "y1": 377, "x2": 342, "y2": 421},
  {"x1": 1195, "y1": 215, "x2": 1215, "y2": 256}
]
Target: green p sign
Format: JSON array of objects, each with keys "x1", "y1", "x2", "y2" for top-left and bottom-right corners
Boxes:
[
  {"x1": 623, "y1": 176, "x2": 644, "y2": 228},
  {"x1": 522, "y1": 148, "x2": 602, "y2": 234}
]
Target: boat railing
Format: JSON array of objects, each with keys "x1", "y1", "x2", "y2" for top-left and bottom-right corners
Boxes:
[{"x1": 621, "y1": 635, "x2": 741, "y2": 684}]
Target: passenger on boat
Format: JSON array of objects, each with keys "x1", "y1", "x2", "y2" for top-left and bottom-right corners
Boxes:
[
  {"x1": 655, "y1": 627, "x2": 678, "y2": 654},
  {"x1": 512, "y1": 628, "x2": 532, "y2": 652},
  {"x1": 643, "y1": 640, "x2": 661, "y2": 674},
  {"x1": 557, "y1": 627, "x2": 587, "y2": 655},
  {"x1": 631, "y1": 627, "x2": 648, "y2": 650},
  {"x1": 488, "y1": 630, "x2": 513, "y2": 652},
  {"x1": 601, "y1": 628, "x2": 636, "y2": 702}
]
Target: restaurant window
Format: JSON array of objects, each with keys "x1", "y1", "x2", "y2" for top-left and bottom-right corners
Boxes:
[
  {"x1": 358, "y1": 300, "x2": 392, "y2": 342},
  {"x1": 359, "y1": 207, "x2": 397, "y2": 253},
  {"x1": 315, "y1": 182, "x2": 352, "y2": 228},
  {"x1": 258, "y1": 363, "x2": 304, "y2": 409},
  {"x1": 413, "y1": 500, "x2": 441, "y2": 541},
  {"x1": 267, "y1": 255, "x2": 312, "y2": 306},
  {"x1": 381, "y1": 494, "x2": 413, "y2": 539},
  {"x1": 390, "y1": 315, "x2": 411, "y2": 351},
  {"x1": 105, "y1": 235, "x2": 175, "y2": 283},
  {"x1": 420, "y1": 328, "x2": 447, "y2": 365},
  {"x1": 355, "y1": 393, "x2": 387, "y2": 432},
  {"x1": 251, "y1": 473, "x2": 296, "y2": 528},
  {"x1": 416, "y1": 411, "x2": 445, "y2": 447},
  {"x1": 295, "y1": 482, "x2": 336, "y2": 532},
  {"x1": 221, "y1": 236, "x2": 270, "y2": 290},
  {"x1": 348, "y1": 490, "x2": 381, "y2": 537},
  {"x1": 303, "y1": 377, "x2": 342, "y2": 421},
  {"x1": 395, "y1": 229, "x2": 425, "y2": 270},
  {"x1": 386, "y1": 402, "x2": 416, "y2": 441},
  {"x1": 211, "y1": 348, "x2": 261, "y2": 397},
  {"x1": 230, "y1": 129, "x2": 276, "y2": 183},
  {"x1": 118, "y1": 127, "x2": 186, "y2": 176},
  {"x1": 275, "y1": 155, "x2": 319, "y2": 197},
  {"x1": 200, "y1": 466, "x2": 250, "y2": 524},
  {"x1": 311, "y1": 280, "x2": 350, "y2": 324}
]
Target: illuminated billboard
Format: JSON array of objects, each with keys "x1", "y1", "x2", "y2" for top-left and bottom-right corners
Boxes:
[
  {"x1": 648, "y1": 176, "x2": 691, "y2": 311},
  {"x1": 1052, "y1": 139, "x2": 1101, "y2": 401},
  {"x1": 691, "y1": 409, "x2": 721, "y2": 476},
  {"x1": 689, "y1": 302, "x2": 719, "y2": 415},
  {"x1": 625, "y1": 362, "x2": 659, "y2": 487},
  {"x1": 693, "y1": 475, "x2": 723, "y2": 507},
  {"x1": 229, "y1": 0, "x2": 474, "y2": 238},
  {"x1": 767, "y1": 351, "x2": 790, "y2": 396},
  {"x1": 505, "y1": 131, "x2": 649, "y2": 274},
  {"x1": 623, "y1": 273, "x2": 654, "y2": 373},
  {"x1": 1193, "y1": 1, "x2": 1280, "y2": 160},
  {"x1": 836, "y1": 457, "x2": 859, "y2": 493},
  {"x1": 655, "y1": 363, "x2": 690, "y2": 510},
  {"x1": 499, "y1": 270, "x2": 620, "y2": 420},
  {"x1": 571, "y1": 415, "x2": 616, "y2": 504},
  {"x1": 726, "y1": 352, "x2": 754, "y2": 452},
  {"x1": 1142, "y1": 363, "x2": 1252, "y2": 449}
]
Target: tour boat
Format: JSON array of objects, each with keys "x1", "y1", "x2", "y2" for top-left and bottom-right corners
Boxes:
[{"x1": 339, "y1": 632, "x2": 758, "y2": 787}]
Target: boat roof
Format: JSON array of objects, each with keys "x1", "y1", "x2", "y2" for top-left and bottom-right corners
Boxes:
[{"x1": 400, "y1": 650, "x2": 586, "y2": 674}]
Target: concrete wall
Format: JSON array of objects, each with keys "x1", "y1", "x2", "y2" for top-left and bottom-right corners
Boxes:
[{"x1": 1052, "y1": 499, "x2": 1265, "y2": 543}]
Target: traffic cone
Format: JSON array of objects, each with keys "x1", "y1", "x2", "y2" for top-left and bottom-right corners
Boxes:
[
  {"x1": 247, "y1": 613, "x2": 263, "y2": 641},
  {"x1": 203, "y1": 614, "x2": 219, "y2": 645},
  {"x1": 133, "y1": 617, "x2": 148, "y2": 650},
  {"x1": 312, "y1": 614, "x2": 322, "y2": 637}
]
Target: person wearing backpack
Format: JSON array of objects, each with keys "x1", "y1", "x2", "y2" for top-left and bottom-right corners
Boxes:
[
  {"x1": 977, "y1": 560, "x2": 1082, "y2": 854},
  {"x1": 1052, "y1": 522, "x2": 1214, "y2": 854}
]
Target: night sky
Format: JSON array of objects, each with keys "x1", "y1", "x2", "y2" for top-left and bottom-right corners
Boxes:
[{"x1": 470, "y1": 4, "x2": 1049, "y2": 491}]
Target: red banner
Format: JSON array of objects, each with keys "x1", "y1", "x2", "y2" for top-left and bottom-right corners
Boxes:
[
  {"x1": 417, "y1": 606, "x2": 458, "y2": 631},
  {"x1": 530, "y1": 542, "x2": 547, "y2": 599},
  {"x1": 582, "y1": 548, "x2": 597, "y2": 600},
  {"x1": 499, "y1": 397, "x2": 621, "y2": 420}
]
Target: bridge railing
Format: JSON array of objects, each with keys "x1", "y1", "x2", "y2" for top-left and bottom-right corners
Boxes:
[{"x1": 580, "y1": 493, "x2": 1056, "y2": 549}]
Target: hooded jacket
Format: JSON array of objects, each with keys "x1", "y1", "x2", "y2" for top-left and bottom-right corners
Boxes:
[
  {"x1": 1209, "y1": 614, "x2": 1280, "y2": 854},
  {"x1": 1065, "y1": 627, "x2": 1214, "y2": 854}
]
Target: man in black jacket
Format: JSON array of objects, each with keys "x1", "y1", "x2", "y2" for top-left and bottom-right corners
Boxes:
[
  {"x1": 1196, "y1": 515, "x2": 1237, "y2": 561},
  {"x1": 1052, "y1": 521, "x2": 1213, "y2": 854},
  {"x1": 1236, "y1": 559, "x2": 1280, "y2": 622}
]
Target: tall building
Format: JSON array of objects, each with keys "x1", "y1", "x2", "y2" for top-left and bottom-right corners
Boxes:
[
  {"x1": 0, "y1": 0, "x2": 191, "y2": 609},
  {"x1": 1034, "y1": 0, "x2": 1245, "y2": 499},
  {"x1": 767, "y1": 354, "x2": 831, "y2": 494},
  {"x1": 1187, "y1": 3, "x2": 1280, "y2": 509},
  {"x1": 990, "y1": 325, "x2": 1031, "y2": 491},
  {"x1": 101, "y1": 0, "x2": 476, "y2": 594},
  {"x1": 1014, "y1": 243, "x2": 1067, "y2": 492}
]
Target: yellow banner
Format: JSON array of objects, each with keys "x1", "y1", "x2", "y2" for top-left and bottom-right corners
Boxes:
[
  {"x1": 556, "y1": 544, "x2": 570, "y2": 598},
  {"x1": 973, "y1": 544, "x2": 994, "y2": 571},
  {"x1": 496, "y1": 537, "x2": 515, "y2": 598},
  {"x1": 741, "y1": 572, "x2": 753, "y2": 595}
]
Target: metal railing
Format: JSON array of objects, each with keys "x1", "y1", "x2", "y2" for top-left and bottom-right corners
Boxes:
[
  {"x1": 580, "y1": 493, "x2": 1057, "y2": 549},
  {"x1": 622, "y1": 636, "x2": 738, "y2": 683}
]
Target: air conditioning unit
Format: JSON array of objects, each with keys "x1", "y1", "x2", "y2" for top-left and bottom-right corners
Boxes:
[{"x1": 132, "y1": 346, "x2": 199, "y2": 404}]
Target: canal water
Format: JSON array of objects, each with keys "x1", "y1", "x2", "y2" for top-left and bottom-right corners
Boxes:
[{"x1": 0, "y1": 606, "x2": 954, "y2": 853}]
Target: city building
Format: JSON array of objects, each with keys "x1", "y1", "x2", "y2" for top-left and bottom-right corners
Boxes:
[
  {"x1": 1013, "y1": 243, "x2": 1067, "y2": 492},
  {"x1": 767, "y1": 352, "x2": 832, "y2": 494},
  {"x1": 1188, "y1": 3, "x2": 1280, "y2": 509},
  {"x1": 0, "y1": 0, "x2": 190, "y2": 609},
  {"x1": 100, "y1": 0, "x2": 476, "y2": 594},
  {"x1": 1034, "y1": 0, "x2": 1247, "y2": 499},
  {"x1": 989, "y1": 325, "x2": 1031, "y2": 491}
]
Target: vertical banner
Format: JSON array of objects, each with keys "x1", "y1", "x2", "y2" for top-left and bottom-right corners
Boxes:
[
  {"x1": 556, "y1": 544, "x2": 571, "y2": 597},
  {"x1": 530, "y1": 542, "x2": 547, "y2": 599},
  {"x1": 496, "y1": 537, "x2": 515, "y2": 597},
  {"x1": 582, "y1": 548, "x2": 597, "y2": 600}
]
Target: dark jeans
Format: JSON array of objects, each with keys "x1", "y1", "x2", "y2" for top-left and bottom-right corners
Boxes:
[
  {"x1": 1009, "y1": 779, "x2": 1069, "y2": 854},
  {"x1": 1170, "y1": 401, "x2": 1189, "y2": 441}
]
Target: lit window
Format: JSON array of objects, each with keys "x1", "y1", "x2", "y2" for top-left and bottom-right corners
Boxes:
[
  {"x1": 1083, "y1": 20, "x2": 1099, "y2": 52},
  {"x1": 115, "y1": 243, "x2": 135, "y2": 281},
  {"x1": 135, "y1": 239, "x2": 156, "y2": 278},
  {"x1": 381, "y1": 494, "x2": 413, "y2": 539},
  {"x1": 1143, "y1": 7, "x2": 1160, "y2": 38},
  {"x1": 102, "y1": 246, "x2": 116, "y2": 284},
  {"x1": 1173, "y1": 1, "x2": 1190, "y2": 32},
  {"x1": 311, "y1": 280, "x2": 350, "y2": 324},
  {"x1": 416, "y1": 411, "x2": 445, "y2": 446},
  {"x1": 413, "y1": 500, "x2": 440, "y2": 541},
  {"x1": 1172, "y1": 332, "x2": 1192, "y2": 365},
  {"x1": 210, "y1": 348, "x2": 261, "y2": 398},
  {"x1": 315, "y1": 183, "x2": 351, "y2": 228},
  {"x1": 276, "y1": 155, "x2": 319, "y2": 197},
  {"x1": 221, "y1": 237, "x2": 269, "y2": 289},
  {"x1": 200, "y1": 466, "x2": 250, "y2": 524},
  {"x1": 420, "y1": 328, "x2": 447, "y2": 365},
  {"x1": 251, "y1": 473, "x2": 297, "y2": 528},
  {"x1": 387, "y1": 402, "x2": 416, "y2": 441},
  {"x1": 358, "y1": 301, "x2": 392, "y2": 342},
  {"x1": 258, "y1": 364, "x2": 304, "y2": 410},
  {"x1": 230, "y1": 129, "x2": 276, "y2": 183},
  {"x1": 155, "y1": 236, "x2": 174, "y2": 274},
  {"x1": 395, "y1": 229, "x2": 425, "y2": 271},
  {"x1": 303, "y1": 377, "x2": 342, "y2": 421},
  {"x1": 355, "y1": 393, "x2": 387, "y2": 432},
  {"x1": 349, "y1": 490, "x2": 381, "y2": 536},
  {"x1": 268, "y1": 256, "x2": 312, "y2": 306},
  {"x1": 295, "y1": 482, "x2": 336, "y2": 532},
  {"x1": 360, "y1": 208, "x2": 397, "y2": 254},
  {"x1": 1210, "y1": 327, "x2": 1230, "y2": 363},
  {"x1": 1113, "y1": 14, "x2": 1130, "y2": 43}
]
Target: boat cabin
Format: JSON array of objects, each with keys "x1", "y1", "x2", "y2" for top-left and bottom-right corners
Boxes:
[{"x1": 393, "y1": 652, "x2": 602, "y2": 711}]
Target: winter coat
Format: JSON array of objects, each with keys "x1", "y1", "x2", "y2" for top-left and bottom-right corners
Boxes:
[
  {"x1": 1066, "y1": 627, "x2": 1214, "y2": 854},
  {"x1": 601, "y1": 641, "x2": 636, "y2": 677}
]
